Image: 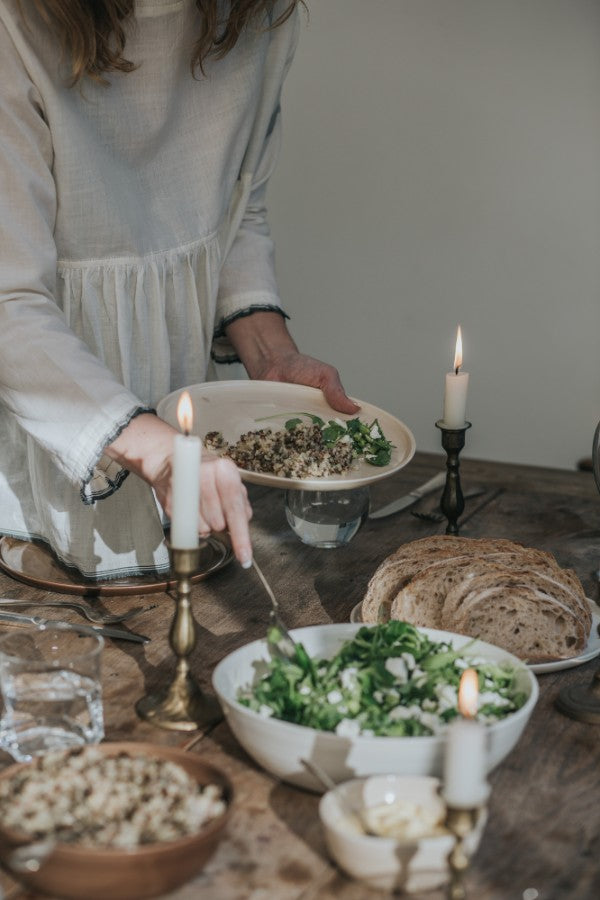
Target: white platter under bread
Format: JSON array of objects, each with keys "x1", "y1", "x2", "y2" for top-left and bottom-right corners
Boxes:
[
  {"x1": 349, "y1": 599, "x2": 600, "y2": 675},
  {"x1": 157, "y1": 381, "x2": 415, "y2": 491}
]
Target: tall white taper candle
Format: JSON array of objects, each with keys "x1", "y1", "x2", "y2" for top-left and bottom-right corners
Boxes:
[
  {"x1": 170, "y1": 391, "x2": 201, "y2": 549},
  {"x1": 443, "y1": 326, "x2": 469, "y2": 428}
]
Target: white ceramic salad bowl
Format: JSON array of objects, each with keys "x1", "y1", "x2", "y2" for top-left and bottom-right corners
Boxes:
[{"x1": 212, "y1": 623, "x2": 538, "y2": 791}]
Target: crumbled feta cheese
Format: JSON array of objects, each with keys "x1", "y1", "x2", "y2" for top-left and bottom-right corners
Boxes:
[
  {"x1": 401, "y1": 652, "x2": 416, "y2": 671},
  {"x1": 340, "y1": 667, "x2": 358, "y2": 690},
  {"x1": 479, "y1": 691, "x2": 510, "y2": 707},
  {"x1": 385, "y1": 657, "x2": 408, "y2": 682},
  {"x1": 259, "y1": 704, "x2": 274, "y2": 718},
  {"x1": 327, "y1": 690, "x2": 343, "y2": 705},
  {"x1": 388, "y1": 704, "x2": 421, "y2": 721},
  {"x1": 299, "y1": 685, "x2": 311, "y2": 696},
  {"x1": 434, "y1": 683, "x2": 458, "y2": 711},
  {"x1": 419, "y1": 712, "x2": 443, "y2": 734},
  {"x1": 413, "y1": 673, "x2": 428, "y2": 689},
  {"x1": 370, "y1": 424, "x2": 382, "y2": 439},
  {"x1": 335, "y1": 718, "x2": 362, "y2": 738}
]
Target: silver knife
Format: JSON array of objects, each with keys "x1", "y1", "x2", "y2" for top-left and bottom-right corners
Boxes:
[
  {"x1": 0, "y1": 611, "x2": 150, "y2": 644},
  {"x1": 369, "y1": 471, "x2": 447, "y2": 519}
]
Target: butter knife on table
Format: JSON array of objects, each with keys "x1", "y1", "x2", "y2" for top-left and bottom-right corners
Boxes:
[
  {"x1": 369, "y1": 471, "x2": 447, "y2": 520},
  {"x1": 0, "y1": 611, "x2": 150, "y2": 644}
]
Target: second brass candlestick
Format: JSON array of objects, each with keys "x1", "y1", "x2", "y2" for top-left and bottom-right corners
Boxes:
[
  {"x1": 445, "y1": 804, "x2": 481, "y2": 900},
  {"x1": 136, "y1": 544, "x2": 222, "y2": 731},
  {"x1": 555, "y1": 666, "x2": 600, "y2": 724},
  {"x1": 436, "y1": 421, "x2": 472, "y2": 535}
]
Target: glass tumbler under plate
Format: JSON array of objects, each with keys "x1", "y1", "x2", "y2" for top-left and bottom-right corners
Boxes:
[{"x1": 284, "y1": 487, "x2": 370, "y2": 549}]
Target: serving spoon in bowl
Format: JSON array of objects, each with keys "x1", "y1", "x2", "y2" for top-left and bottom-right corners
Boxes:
[{"x1": 251, "y1": 558, "x2": 300, "y2": 662}]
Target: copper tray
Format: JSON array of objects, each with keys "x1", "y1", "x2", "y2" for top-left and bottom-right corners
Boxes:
[{"x1": 0, "y1": 535, "x2": 233, "y2": 597}]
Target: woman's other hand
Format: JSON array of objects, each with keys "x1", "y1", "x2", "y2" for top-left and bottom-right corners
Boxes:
[
  {"x1": 225, "y1": 311, "x2": 360, "y2": 415},
  {"x1": 106, "y1": 414, "x2": 253, "y2": 567}
]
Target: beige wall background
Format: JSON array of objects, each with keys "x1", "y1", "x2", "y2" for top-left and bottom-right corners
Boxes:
[{"x1": 268, "y1": 0, "x2": 600, "y2": 469}]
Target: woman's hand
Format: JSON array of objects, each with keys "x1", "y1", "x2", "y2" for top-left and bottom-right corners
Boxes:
[
  {"x1": 225, "y1": 311, "x2": 360, "y2": 414},
  {"x1": 106, "y1": 414, "x2": 253, "y2": 567}
]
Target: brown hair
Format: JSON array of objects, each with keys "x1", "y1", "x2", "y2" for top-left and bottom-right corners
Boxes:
[{"x1": 30, "y1": 1, "x2": 301, "y2": 84}]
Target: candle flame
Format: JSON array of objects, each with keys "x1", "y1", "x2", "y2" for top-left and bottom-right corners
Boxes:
[
  {"x1": 453, "y1": 326, "x2": 463, "y2": 374},
  {"x1": 176, "y1": 391, "x2": 194, "y2": 435},
  {"x1": 458, "y1": 668, "x2": 478, "y2": 719}
]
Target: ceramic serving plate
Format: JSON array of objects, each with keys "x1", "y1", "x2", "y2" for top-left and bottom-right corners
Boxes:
[{"x1": 157, "y1": 380, "x2": 416, "y2": 491}]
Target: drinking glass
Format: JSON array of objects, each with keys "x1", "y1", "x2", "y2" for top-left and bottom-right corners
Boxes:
[
  {"x1": 284, "y1": 487, "x2": 370, "y2": 549},
  {"x1": 0, "y1": 626, "x2": 104, "y2": 762}
]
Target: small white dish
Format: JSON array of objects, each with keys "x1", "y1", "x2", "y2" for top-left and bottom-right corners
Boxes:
[
  {"x1": 156, "y1": 380, "x2": 415, "y2": 491},
  {"x1": 319, "y1": 774, "x2": 486, "y2": 893}
]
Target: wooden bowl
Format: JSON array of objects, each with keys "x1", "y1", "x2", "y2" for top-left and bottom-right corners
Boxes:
[{"x1": 0, "y1": 742, "x2": 232, "y2": 900}]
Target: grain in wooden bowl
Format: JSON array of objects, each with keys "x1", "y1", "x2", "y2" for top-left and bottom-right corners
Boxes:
[{"x1": 0, "y1": 742, "x2": 232, "y2": 900}]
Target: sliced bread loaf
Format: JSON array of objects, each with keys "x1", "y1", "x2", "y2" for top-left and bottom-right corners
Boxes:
[{"x1": 362, "y1": 535, "x2": 590, "y2": 661}]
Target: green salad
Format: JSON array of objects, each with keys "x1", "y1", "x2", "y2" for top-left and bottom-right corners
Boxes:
[{"x1": 238, "y1": 622, "x2": 527, "y2": 737}]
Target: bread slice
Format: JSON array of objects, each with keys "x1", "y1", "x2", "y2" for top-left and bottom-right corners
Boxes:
[
  {"x1": 364, "y1": 535, "x2": 543, "y2": 624},
  {"x1": 440, "y1": 558, "x2": 591, "y2": 633},
  {"x1": 361, "y1": 537, "x2": 476, "y2": 624},
  {"x1": 448, "y1": 574, "x2": 586, "y2": 661},
  {"x1": 390, "y1": 555, "x2": 489, "y2": 628}
]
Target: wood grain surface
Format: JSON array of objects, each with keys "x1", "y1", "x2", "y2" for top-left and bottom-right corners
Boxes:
[{"x1": 1, "y1": 451, "x2": 599, "y2": 900}]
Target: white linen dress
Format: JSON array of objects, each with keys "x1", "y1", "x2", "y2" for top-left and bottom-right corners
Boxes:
[{"x1": 0, "y1": 0, "x2": 298, "y2": 578}]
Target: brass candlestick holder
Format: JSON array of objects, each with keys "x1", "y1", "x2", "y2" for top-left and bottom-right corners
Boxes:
[
  {"x1": 444, "y1": 804, "x2": 481, "y2": 900},
  {"x1": 136, "y1": 544, "x2": 222, "y2": 731},
  {"x1": 436, "y1": 421, "x2": 472, "y2": 534}
]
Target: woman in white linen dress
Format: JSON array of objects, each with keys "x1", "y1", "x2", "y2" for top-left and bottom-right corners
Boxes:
[{"x1": 0, "y1": 0, "x2": 358, "y2": 579}]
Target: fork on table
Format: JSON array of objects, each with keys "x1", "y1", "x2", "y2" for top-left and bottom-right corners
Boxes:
[{"x1": 0, "y1": 597, "x2": 156, "y2": 625}]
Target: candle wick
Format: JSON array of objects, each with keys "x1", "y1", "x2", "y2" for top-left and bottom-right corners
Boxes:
[{"x1": 454, "y1": 365, "x2": 460, "y2": 376}]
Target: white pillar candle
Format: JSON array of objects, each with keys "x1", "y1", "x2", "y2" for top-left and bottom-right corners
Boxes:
[
  {"x1": 443, "y1": 326, "x2": 470, "y2": 428},
  {"x1": 442, "y1": 718, "x2": 489, "y2": 808},
  {"x1": 442, "y1": 668, "x2": 490, "y2": 809},
  {"x1": 170, "y1": 391, "x2": 201, "y2": 550}
]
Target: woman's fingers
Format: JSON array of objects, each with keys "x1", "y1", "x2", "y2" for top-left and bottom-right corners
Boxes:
[
  {"x1": 315, "y1": 365, "x2": 361, "y2": 414},
  {"x1": 199, "y1": 458, "x2": 253, "y2": 567},
  {"x1": 260, "y1": 351, "x2": 360, "y2": 415}
]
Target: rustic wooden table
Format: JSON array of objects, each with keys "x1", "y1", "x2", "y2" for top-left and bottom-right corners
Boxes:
[{"x1": 1, "y1": 451, "x2": 599, "y2": 900}]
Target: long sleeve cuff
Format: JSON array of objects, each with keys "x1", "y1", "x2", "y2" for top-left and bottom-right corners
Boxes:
[
  {"x1": 79, "y1": 406, "x2": 153, "y2": 505},
  {"x1": 211, "y1": 303, "x2": 289, "y2": 363}
]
